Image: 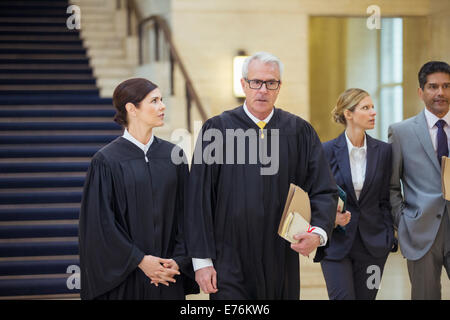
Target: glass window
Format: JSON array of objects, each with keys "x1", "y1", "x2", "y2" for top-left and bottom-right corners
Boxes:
[{"x1": 376, "y1": 18, "x2": 403, "y2": 142}]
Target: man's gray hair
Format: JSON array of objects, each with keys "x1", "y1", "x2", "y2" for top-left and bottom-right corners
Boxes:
[{"x1": 242, "y1": 51, "x2": 284, "y2": 79}]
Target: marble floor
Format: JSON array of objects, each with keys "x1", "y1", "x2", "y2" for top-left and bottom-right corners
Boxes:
[{"x1": 187, "y1": 251, "x2": 450, "y2": 300}]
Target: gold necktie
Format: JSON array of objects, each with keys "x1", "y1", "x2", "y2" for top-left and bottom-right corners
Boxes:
[{"x1": 257, "y1": 121, "x2": 266, "y2": 139}]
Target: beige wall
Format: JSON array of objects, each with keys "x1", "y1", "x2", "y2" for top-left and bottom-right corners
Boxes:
[
  {"x1": 168, "y1": 0, "x2": 449, "y2": 140},
  {"x1": 171, "y1": 0, "x2": 308, "y2": 120},
  {"x1": 403, "y1": 0, "x2": 450, "y2": 120},
  {"x1": 429, "y1": 0, "x2": 450, "y2": 62},
  {"x1": 309, "y1": 17, "x2": 347, "y2": 142},
  {"x1": 403, "y1": 17, "x2": 429, "y2": 119}
]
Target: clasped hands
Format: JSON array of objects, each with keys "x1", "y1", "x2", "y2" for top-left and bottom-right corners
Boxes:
[{"x1": 138, "y1": 255, "x2": 180, "y2": 287}]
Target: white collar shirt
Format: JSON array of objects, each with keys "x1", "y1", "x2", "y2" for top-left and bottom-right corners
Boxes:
[
  {"x1": 122, "y1": 128, "x2": 154, "y2": 162},
  {"x1": 243, "y1": 101, "x2": 274, "y2": 124},
  {"x1": 345, "y1": 130, "x2": 367, "y2": 200}
]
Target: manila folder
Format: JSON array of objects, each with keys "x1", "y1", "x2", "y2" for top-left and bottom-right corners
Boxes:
[
  {"x1": 442, "y1": 156, "x2": 450, "y2": 200},
  {"x1": 278, "y1": 183, "x2": 311, "y2": 243}
]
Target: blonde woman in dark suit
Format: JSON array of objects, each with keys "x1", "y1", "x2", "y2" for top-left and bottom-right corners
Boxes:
[{"x1": 321, "y1": 88, "x2": 396, "y2": 300}]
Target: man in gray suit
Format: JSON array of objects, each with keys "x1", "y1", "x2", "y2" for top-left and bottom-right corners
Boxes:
[{"x1": 389, "y1": 61, "x2": 450, "y2": 299}]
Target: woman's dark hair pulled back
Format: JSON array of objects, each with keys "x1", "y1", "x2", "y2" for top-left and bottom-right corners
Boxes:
[{"x1": 113, "y1": 78, "x2": 158, "y2": 127}]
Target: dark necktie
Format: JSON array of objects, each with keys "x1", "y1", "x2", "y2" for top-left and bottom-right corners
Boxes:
[{"x1": 436, "y1": 119, "x2": 448, "y2": 166}]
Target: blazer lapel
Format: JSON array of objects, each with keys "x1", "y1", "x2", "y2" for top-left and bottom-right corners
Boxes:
[
  {"x1": 359, "y1": 134, "x2": 378, "y2": 203},
  {"x1": 414, "y1": 110, "x2": 441, "y2": 174},
  {"x1": 333, "y1": 132, "x2": 358, "y2": 204}
]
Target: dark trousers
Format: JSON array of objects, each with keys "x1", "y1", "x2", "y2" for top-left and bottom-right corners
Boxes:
[
  {"x1": 407, "y1": 208, "x2": 450, "y2": 300},
  {"x1": 320, "y1": 230, "x2": 388, "y2": 300}
]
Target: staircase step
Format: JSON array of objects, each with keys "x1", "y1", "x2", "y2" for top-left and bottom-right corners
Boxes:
[
  {"x1": 0, "y1": 108, "x2": 114, "y2": 117},
  {"x1": 0, "y1": 69, "x2": 92, "y2": 76},
  {"x1": 1, "y1": 116, "x2": 112, "y2": 122},
  {"x1": 0, "y1": 10, "x2": 73, "y2": 18},
  {"x1": 0, "y1": 96, "x2": 112, "y2": 105},
  {"x1": 0, "y1": 175, "x2": 86, "y2": 188},
  {"x1": 0, "y1": 64, "x2": 91, "y2": 71},
  {"x1": 0, "y1": 59, "x2": 88, "y2": 65},
  {"x1": 0, "y1": 145, "x2": 102, "y2": 158},
  {"x1": 79, "y1": 30, "x2": 119, "y2": 40},
  {"x1": 0, "y1": 26, "x2": 79, "y2": 34},
  {"x1": 0, "y1": 134, "x2": 117, "y2": 145},
  {"x1": 87, "y1": 48, "x2": 124, "y2": 58},
  {"x1": 0, "y1": 160, "x2": 90, "y2": 174},
  {"x1": 0, "y1": 74, "x2": 94, "y2": 80},
  {"x1": 78, "y1": 21, "x2": 116, "y2": 32},
  {"x1": 0, "y1": 48, "x2": 86, "y2": 55},
  {"x1": 0, "y1": 188, "x2": 83, "y2": 204},
  {"x1": 0, "y1": 79, "x2": 95, "y2": 85},
  {"x1": 0, "y1": 293, "x2": 80, "y2": 300},
  {"x1": 0, "y1": 223, "x2": 78, "y2": 239},
  {"x1": 93, "y1": 66, "x2": 134, "y2": 77},
  {"x1": 0, "y1": 17, "x2": 67, "y2": 26},
  {"x1": 0, "y1": 104, "x2": 113, "y2": 110},
  {"x1": 0, "y1": 84, "x2": 97, "y2": 90},
  {"x1": 0, "y1": 259, "x2": 79, "y2": 276},
  {"x1": 0, "y1": 276, "x2": 80, "y2": 297},
  {"x1": 0, "y1": 122, "x2": 118, "y2": 131},
  {"x1": 0, "y1": 240, "x2": 78, "y2": 257},
  {"x1": 68, "y1": 6, "x2": 114, "y2": 15},
  {"x1": 0, "y1": 1, "x2": 69, "y2": 10},
  {"x1": 83, "y1": 39, "x2": 123, "y2": 49},
  {"x1": 0, "y1": 205, "x2": 80, "y2": 221},
  {"x1": 0, "y1": 35, "x2": 81, "y2": 43},
  {"x1": 0, "y1": 53, "x2": 87, "y2": 60},
  {"x1": 90, "y1": 57, "x2": 134, "y2": 67},
  {"x1": 0, "y1": 90, "x2": 100, "y2": 97},
  {"x1": 0, "y1": 31, "x2": 80, "y2": 37},
  {"x1": 0, "y1": 43, "x2": 84, "y2": 51}
]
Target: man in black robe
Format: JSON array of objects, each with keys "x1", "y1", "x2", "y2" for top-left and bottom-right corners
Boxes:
[{"x1": 185, "y1": 52, "x2": 338, "y2": 299}]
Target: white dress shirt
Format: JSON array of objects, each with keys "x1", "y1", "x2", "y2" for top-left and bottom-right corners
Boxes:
[
  {"x1": 345, "y1": 131, "x2": 367, "y2": 200},
  {"x1": 122, "y1": 128, "x2": 154, "y2": 162},
  {"x1": 192, "y1": 103, "x2": 328, "y2": 272},
  {"x1": 242, "y1": 101, "x2": 274, "y2": 124},
  {"x1": 423, "y1": 108, "x2": 450, "y2": 153}
]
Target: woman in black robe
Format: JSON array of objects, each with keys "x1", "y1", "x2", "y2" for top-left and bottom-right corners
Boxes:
[{"x1": 78, "y1": 78, "x2": 197, "y2": 299}]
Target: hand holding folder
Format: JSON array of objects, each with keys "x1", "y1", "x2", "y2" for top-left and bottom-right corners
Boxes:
[
  {"x1": 441, "y1": 156, "x2": 450, "y2": 200},
  {"x1": 278, "y1": 184, "x2": 311, "y2": 244},
  {"x1": 335, "y1": 185, "x2": 348, "y2": 234}
]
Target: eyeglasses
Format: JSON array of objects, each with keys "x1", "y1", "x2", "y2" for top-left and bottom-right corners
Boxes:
[{"x1": 245, "y1": 79, "x2": 281, "y2": 90}]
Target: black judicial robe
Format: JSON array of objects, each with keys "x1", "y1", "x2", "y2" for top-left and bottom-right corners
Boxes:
[
  {"x1": 185, "y1": 106, "x2": 338, "y2": 299},
  {"x1": 79, "y1": 136, "x2": 198, "y2": 300}
]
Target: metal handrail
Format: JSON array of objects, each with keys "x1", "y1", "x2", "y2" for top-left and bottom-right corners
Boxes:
[{"x1": 125, "y1": 1, "x2": 208, "y2": 131}]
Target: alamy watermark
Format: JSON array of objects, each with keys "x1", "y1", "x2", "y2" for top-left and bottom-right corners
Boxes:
[
  {"x1": 366, "y1": 264, "x2": 381, "y2": 290},
  {"x1": 66, "y1": 265, "x2": 80, "y2": 290},
  {"x1": 170, "y1": 121, "x2": 280, "y2": 176},
  {"x1": 66, "y1": 5, "x2": 81, "y2": 30},
  {"x1": 366, "y1": 5, "x2": 381, "y2": 30}
]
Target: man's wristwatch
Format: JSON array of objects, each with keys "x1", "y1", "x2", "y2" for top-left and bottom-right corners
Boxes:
[{"x1": 318, "y1": 234, "x2": 325, "y2": 246}]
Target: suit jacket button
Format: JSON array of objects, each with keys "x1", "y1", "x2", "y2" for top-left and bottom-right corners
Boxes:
[{"x1": 437, "y1": 214, "x2": 442, "y2": 219}]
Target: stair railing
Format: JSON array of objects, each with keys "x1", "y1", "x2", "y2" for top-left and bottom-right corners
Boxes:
[{"x1": 120, "y1": 0, "x2": 208, "y2": 132}]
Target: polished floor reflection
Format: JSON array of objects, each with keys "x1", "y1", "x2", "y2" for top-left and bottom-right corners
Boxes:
[
  {"x1": 299, "y1": 251, "x2": 450, "y2": 300},
  {"x1": 188, "y1": 251, "x2": 450, "y2": 300}
]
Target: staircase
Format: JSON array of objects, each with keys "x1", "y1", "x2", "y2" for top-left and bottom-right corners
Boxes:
[
  {"x1": 0, "y1": 0, "x2": 122, "y2": 299},
  {"x1": 70, "y1": 0, "x2": 138, "y2": 97}
]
